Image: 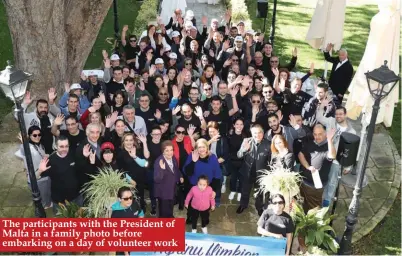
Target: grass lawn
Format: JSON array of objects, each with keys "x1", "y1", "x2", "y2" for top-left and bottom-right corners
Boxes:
[{"x1": 245, "y1": 0, "x2": 401, "y2": 254}]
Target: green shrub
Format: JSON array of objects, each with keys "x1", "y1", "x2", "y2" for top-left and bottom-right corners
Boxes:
[
  {"x1": 132, "y1": 0, "x2": 159, "y2": 37},
  {"x1": 226, "y1": 0, "x2": 252, "y2": 30}
]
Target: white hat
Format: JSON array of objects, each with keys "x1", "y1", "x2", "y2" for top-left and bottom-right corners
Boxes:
[
  {"x1": 110, "y1": 54, "x2": 120, "y2": 61},
  {"x1": 164, "y1": 45, "x2": 172, "y2": 52},
  {"x1": 185, "y1": 20, "x2": 193, "y2": 29},
  {"x1": 234, "y1": 36, "x2": 243, "y2": 42},
  {"x1": 169, "y1": 52, "x2": 178, "y2": 59},
  {"x1": 70, "y1": 83, "x2": 82, "y2": 91},
  {"x1": 186, "y1": 10, "x2": 194, "y2": 18},
  {"x1": 171, "y1": 31, "x2": 180, "y2": 38},
  {"x1": 88, "y1": 71, "x2": 97, "y2": 77},
  {"x1": 155, "y1": 58, "x2": 164, "y2": 64},
  {"x1": 190, "y1": 26, "x2": 197, "y2": 31},
  {"x1": 211, "y1": 18, "x2": 218, "y2": 24},
  {"x1": 237, "y1": 20, "x2": 245, "y2": 25},
  {"x1": 246, "y1": 30, "x2": 256, "y2": 35}
]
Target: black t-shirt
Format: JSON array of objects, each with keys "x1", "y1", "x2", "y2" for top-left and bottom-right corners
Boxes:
[
  {"x1": 178, "y1": 115, "x2": 202, "y2": 135},
  {"x1": 205, "y1": 110, "x2": 230, "y2": 135},
  {"x1": 152, "y1": 101, "x2": 172, "y2": 124},
  {"x1": 135, "y1": 107, "x2": 157, "y2": 134},
  {"x1": 177, "y1": 141, "x2": 188, "y2": 172},
  {"x1": 228, "y1": 133, "x2": 244, "y2": 164},
  {"x1": 257, "y1": 209, "x2": 294, "y2": 237},
  {"x1": 147, "y1": 140, "x2": 162, "y2": 166},
  {"x1": 124, "y1": 44, "x2": 140, "y2": 60},
  {"x1": 60, "y1": 130, "x2": 86, "y2": 154}
]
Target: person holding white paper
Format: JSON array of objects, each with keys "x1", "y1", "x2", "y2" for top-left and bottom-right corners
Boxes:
[{"x1": 298, "y1": 124, "x2": 336, "y2": 213}]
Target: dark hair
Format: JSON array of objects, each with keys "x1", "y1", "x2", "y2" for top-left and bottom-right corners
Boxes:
[
  {"x1": 55, "y1": 135, "x2": 69, "y2": 145},
  {"x1": 336, "y1": 106, "x2": 347, "y2": 114},
  {"x1": 317, "y1": 82, "x2": 329, "y2": 91},
  {"x1": 210, "y1": 95, "x2": 221, "y2": 103},
  {"x1": 117, "y1": 186, "x2": 132, "y2": 198},
  {"x1": 151, "y1": 125, "x2": 162, "y2": 133},
  {"x1": 114, "y1": 90, "x2": 127, "y2": 105},
  {"x1": 65, "y1": 116, "x2": 78, "y2": 123},
  {"x1": 161, "y1": 140, "x2": 173, "y2": 152},
  {"x1": 122, "y1": 66, "x2": 130, "y2": 71},
  {"x1": 267, "y1": 113, "x2": 279, "y2": 120},
  {"x1": 115, "y1": 119, "x2": 125, "y2": 126},
  {"x1": 124, "y1": 77, "x2": 135, "y2": 85},
  {"x1": 68, "y1": 94, "x2": 79, "y2": 101},
  {"x1": 270, "y1": 193, "x2": 285, "y2": 204},
  {"x1": 158, "y1": 119, "x2": 168, "y2": 126},
  {"x1": 36, "y1": 99, "x2": 48, "y2": 107},
  {"x1": 198, "y1": 175, "x2": 209, "y2": 184},
  {"x1": 28, "y1": 125, "x2": 41, "y2": 135},
  {"x1": 139, "y1": 93, "x2": 150, "y2": 100},
  {"x1": 113, "y1": 67, "x2": 123, "y2": 73},
  {"x1": 129, "y1": 35, "x2": 137, "y2": 40},
  {"x1": 175, "y1": 124, "x2": 185, "y2": 131}
]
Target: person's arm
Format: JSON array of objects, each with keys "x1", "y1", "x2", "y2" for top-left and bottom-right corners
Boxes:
[
  {"x1": 142, "y1": 141, "x2": 150, "y2": 159},
  {"x1": 153, "y1": 160, "x2": 165, "y2": 183},
  {"x1": 184, "y1": 187, "x2": 194, "y2": 207},
  {"x1": 237, "y1": 139, "x2": 250, "y2": 158},
  {"x1": 228, "y1": 94, "x2": 239, "y2": 117},
  {"x1": 298, "y1": 151, "x2": 310, "y2": 170},
  {"x1": 257, "y1": 226, "x2": 282, "y2": 238},
  {"x1": 59, "y1": 92, "x2": 69, "y2": 108},
  {"x1": 121, "y1": 25, "x2": 128, "y2": 46},
  {"x1": 315, "y1": 106, "x2": 334, "y2": 127},
  {"x1": 51, "y1": 123, "x2": 61, "y2": 137},
  {"x1": 327, "y1": 133, "x2": 336, "y2": 160},
  {"x1": 285, "y1": 233, "x2": 293, "y2": 255}
]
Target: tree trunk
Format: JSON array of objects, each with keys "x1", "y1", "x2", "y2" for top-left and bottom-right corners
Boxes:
[{"x1": 3, "y1": 0, "x2": 113, "y2": 97}]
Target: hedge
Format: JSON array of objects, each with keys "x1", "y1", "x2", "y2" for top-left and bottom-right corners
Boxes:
[
  {"x1": 132, "y1": 0, "x2": 159, "y2": 37},
  {"x1": 225, "y1": 0, "x2": 252, "y2": 30}
]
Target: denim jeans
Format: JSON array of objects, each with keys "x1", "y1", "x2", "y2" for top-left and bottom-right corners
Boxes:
[{"x1": 323, "y1": 162, "x2": 341, "y2": 202}]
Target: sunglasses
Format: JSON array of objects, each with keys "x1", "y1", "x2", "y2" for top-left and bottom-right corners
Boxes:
[
  {"x1": 263, "y1": 90, "x2": 273, "y2": 94},
  {"x1": 122, "y1": 196, "x2": 134, "y2": 201},
  {"x1": 232, "y1": 59, "x2": 239, "y2": 62},
  {"x1": 270, "y1": 60, "x2": 278, "y2": 63},
  {"x1": 130, "y1": 40, "x2": 137, "y2": 42},
  {"x1": 159, "y1": 93, "x2": 168, "y2": 96},
  {"x1": 176, "y1": 131, "x2": 186, "y2": 135},
  {"x1": 204, "y1": 88, "x2": 212, "y2": 91},
  {"x1": 272, "y1": 201, "x2": 284, "y2": 205},
  {"x1": 252, "y1": 100, "x2": 261, "y2": 104},
  {"x1": 31, "y1": 134, "x2": 42, "y2": 138},
  {"x1": 185, "y1": 62, "x2": 192, "y2": 65}
]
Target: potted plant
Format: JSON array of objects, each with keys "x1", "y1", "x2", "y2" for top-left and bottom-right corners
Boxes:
[
  {"x1": 81, "y1": 167, "x2": 135, "y2": 218},
  {"x1": 292, "y1": 203, "x2": 339, "y2": 254},
  {"x1": 257, "y1": 165, "x2": 302, "y2": 213},
  {"x1": 57, "y1": 200, "x2": 88, "y2": 218}
]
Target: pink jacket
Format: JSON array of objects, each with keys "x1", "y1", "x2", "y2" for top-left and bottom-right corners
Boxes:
[{"x1": 185, "y1": 186, "x2": 216, "y2": 211}]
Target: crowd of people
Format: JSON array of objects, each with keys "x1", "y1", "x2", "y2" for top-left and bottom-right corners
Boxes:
[{"x1": 15, "y1": 6, "x2": 356, "y2": 247}]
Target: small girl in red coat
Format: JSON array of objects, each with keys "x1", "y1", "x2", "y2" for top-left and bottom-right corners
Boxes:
[{"x1": 185, "y1": 175, "x2": 215, "y2": 234}]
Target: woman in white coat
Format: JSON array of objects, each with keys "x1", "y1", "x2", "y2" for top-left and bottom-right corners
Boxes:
[{"x1": 15, "y1": 126, "x2": 52, "y2": 208}]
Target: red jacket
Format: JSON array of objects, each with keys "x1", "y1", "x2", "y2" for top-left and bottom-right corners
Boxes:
[{"x1": 171, "y1": 136, "x2": 193, "y2": 168}]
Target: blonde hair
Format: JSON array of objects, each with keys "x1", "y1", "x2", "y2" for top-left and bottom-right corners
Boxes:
[
  {"x1": 121, "y1": 133, "x2": 139, "y2": 149},
  {"x1": 88, "y1": 112, "x2": 105, "y2": 135},
  {"x1": 195, "y1": 138, "x2": 210, "y2": 156}
]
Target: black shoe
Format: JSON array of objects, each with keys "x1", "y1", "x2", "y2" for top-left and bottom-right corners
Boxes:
[
  {"x1": 150, "y1": 208, "x2": 156, "y2": 216},
  {"x1": 186, "y1": 218, "x2": 192, "y2": 224},
  {"x1": 236, "y1": 206, "x2": 247, "y2": 214},
  {"x1": 258, "y1": 209, "x2": 263, "y2": 216}
]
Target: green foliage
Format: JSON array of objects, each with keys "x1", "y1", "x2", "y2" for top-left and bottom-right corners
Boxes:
[
  {"x1": 132, "y1": 0, "x2": 159, "y2": 37},
  {"x1": 81, "y1": 166, "x2": 135, "y2": 218},
  {"x1": 257, "y1": 165, "x2": 302, "y2": 198},
  {"x1": 57, "y1": 201, "x2": 89, "y2": 218},
  {"x1": 292, "y1": 203, "x2": 339, "y2": 254},
  {"x1": 225, "y1": 0, "x2": 252, "y2": 30}
]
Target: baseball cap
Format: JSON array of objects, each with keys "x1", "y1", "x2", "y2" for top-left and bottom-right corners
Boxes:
[
  {"x1": 171, "y1": 31, "x2": 180, "y2": 38},
  {"x1": 234, "y1": 36, "x2": 243, "y2": 42},
  {"x1": 186, "y1": 10, "x2": 194, "y2": 18},
  {"x1": 237, "y1": 21, "x2": 245, "y2": 26},
  {"x1": 211, "y1": 18, "x2": 218, "y2": 24},
  {"x1": 164, "y1": 45, "x2": 172, "y2": 52},
  {"x1": 155, "y1": 58, "x2": 164, "y2": 64},
  {"x1": 169, "y1": 53, "x2": 178, "y2": 59},
  {"x1": 190, "y1": 26, "x2": 197, "y2": 31},
  {"x1": 246, "y1": 30, "x2": 255, "y2": 35},
  {"x1": 88, "y1": 71, "x2": 97, "y2": 77},
  {"x1": 101, "y1": 142, "x2": 115, "y2": 151},
  {"x1": 69, "y1": 83, "x2": 82, "y2": 91},
  {"x1": 110, "y1": 54, "x2": 120, "y2": 61}
]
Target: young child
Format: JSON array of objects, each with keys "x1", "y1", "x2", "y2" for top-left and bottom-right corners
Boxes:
[{"x1": 185, "y1": 175, "x2": 216, "y2": 234}]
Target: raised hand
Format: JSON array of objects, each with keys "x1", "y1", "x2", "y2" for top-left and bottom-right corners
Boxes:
[
  {"x1": 104, "y1": 58, "x2": 111, "y2": 69},
  {"x1": 159, "y1": 159, "x2": 166, "y2": 170},
  {"x1": 102, "y1": 49, "x2": 109, "y2": 60},
  {"x1": 187, "y1": 124, "x2": 196, "y2": 136},
  {"x1": 201, "y1": 16, "x2": 208, "y2": 26},
  {"x1": 241, "y1": 138, "x2": 251, "y2": 151},
  {"x1": 38, "y1": 158, "x2": 51, "y2": 173},
  {"x1": 48, "y1": 88, "x2": 57, "y2": 104},
  {"x1": 154, "y1": 109, "x2": 162, "y2": 120},
  {"x1": 252, "y1": 105, "x2": 259, "y2": 116},
  {"x1": 137, "y1": 134, "x2": 147, "y2": 144},
  {"x1": 17, "y1": 132, "x2": 23, "y2": 144},
  {"x1": 325, "y1": 43, "x2": 333, "y2": 52},
  {"x1": 172, "y1": 85, "x2": 181, "y2": 98},
  {"x1": 64, "y1": 83, "x2": 70, "y2": 93},
  {"x1": 23, "y1": 91, "x2": 32, "y2": 106},
  {"x1": 81, "y1": 72, "x2": 87, "y2": 81},
  {"x1": 272, "y1": 67, "x2": 279, "y2": 77},
  {"x1": 98, "y1": 92, "x2": 106, "y2": 104},
  {"x1": 163, "y1": 75, "x2": 169, "y2": 85},
  {"x1": 83, "y1": 144, "x2": 91, "y2": 158},
  {"x1": 192, "y1": 150, "x2": 199, "y2": 162},
  {"x1": 138, "y1": 79, "x2": 145, "y2": 91},
  {"x1": 128, "y1": 149, "x2": 137, "y2": 159},
  {"x1": 129, "y1": 69, "x2": 135, "y2": 78},
  {"x1": 89, "y1": 151, "x2": 96, "y2": 164},
  {"x1": 149, "y1": 65, "x2": 156, "y2": 77},
  {"x1": 288, "y1": 114, "x2": 297, "y2": 127},
  {"x1": 223, "y1": 58, "x2": 232, "y2": 68},
  {"x1": 122, "y1": 25, "x2": 129, "y2": 32},
  {"x1": 194, "y1": 106, "x2": 203, "y2": 118},
  {"x1": 54, "y1": 114, "x2": 65, "y2": 126},
  {"x1": 210, "y1": 134, "x2": 220, "y2": 143},
  {"x1": 172, "y1": 105, "x2": 181, "y2": 116},
  {"x1": 309, "y1": 62, "x2": 315, "y2": 74},
  {"x1": 209, "y1": 49, "x2": 215, "y2": 58},
  {"x1": 292, "y1": 47, "x2": 297, "y2": 57},
  {"x1": 196, "y1": 59, "x2": 201, "y2": 68}
]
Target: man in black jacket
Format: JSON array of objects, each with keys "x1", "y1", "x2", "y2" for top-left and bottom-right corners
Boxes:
[
  {"x1": 323, "y1": 43, "x2": 354, "y2": 102},
  {"x1": 236, "y1": 124, "x2": 271, "y2": 215}
]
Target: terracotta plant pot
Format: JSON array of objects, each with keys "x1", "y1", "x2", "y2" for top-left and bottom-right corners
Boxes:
[{"x1": 298, "y1": 235, "x2": 308, "y2": 253}]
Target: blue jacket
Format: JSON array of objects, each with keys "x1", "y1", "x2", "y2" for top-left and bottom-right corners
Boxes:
[
  {"x1": 183, "y1": 153, "x2": 222, "y2": 186},
  {"x1": 111, "y1": 201, "x2": 144, "y2": 218},
  {"x1": 59, "y1": 92, "x2": 91, "y2": 113}
]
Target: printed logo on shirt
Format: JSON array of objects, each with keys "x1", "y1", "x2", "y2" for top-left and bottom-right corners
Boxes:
[
  {"x1": 134, "y1": 211, "x2": 139, "y2": 216},
  {"x1": 30, "y1": 119, "x2": 40, "y2": 127},
  {"x1": 70, "y1": 162, "x2": 75, "y2": 166},
  {"x1": 148, "y1": 118, "x2": 155, "y2": 121},
  {"x1": 276, "y1": 223, "x2": 286, "y2": 228}
]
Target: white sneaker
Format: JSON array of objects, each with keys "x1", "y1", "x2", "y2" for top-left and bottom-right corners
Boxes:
[
  {"x1": 201, "y1": 227, "x2": 208, "y2": 234},
  {"x1": 237, "y1": 193, "x2": 241, "y2": 202},
  {"x1": 221, "y1": 184, "x2": 226, "y2": 194},
  {"x1": 192, "y1": 229, "x2": 197, "y2": 233},
  {"x1": 228, "y1": 192, "x2": 236, "y2": 200}
]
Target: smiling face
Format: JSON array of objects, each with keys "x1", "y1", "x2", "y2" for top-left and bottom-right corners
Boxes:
[
  {"x1": 68, "y1": 97, "x2": 79, "y2": 112},
  {"x1": 270, "y1": 56, "x2": 279, "y2": 68},
  {"x1": 313, "y1": 125, "x2": 326, "y2": 144},
  {"x1": 208, "y1": 127, "x2": 219, "y2": 139},
  {"x1": 196, "y1": 142, "x2": 208, "y2": 156},
  {"x1": 37, "y1": 102, "x2": 49, "y2": 117},
  {"x1": 56, "y1": 139, "x2": 69, "y2": 157},
  {"x1": 66, "y1": 118, "x2": 79, "y2": 134},
  {"x1": 113, "y1": 70, "x2": 123, "y2": 82},
  {"x1": 189, "y1": 88, "x2": 199, "y2": 103},
  {"x1": 203, "y1": 84, "x2": 213, "y2": 97},
  {"x1": 181, "y1": 105, "x2": 192, "y2": 119},
  {"x1": 264, "y1": 44, "x2": 273, "y2": 55},
  {"x1": 268, "y1": 116, "x2": 280, "y2": 131},
  {"x1": 274, "y1": 136, "x2": 286, "y2": 151},
  {"x1": 123, "y1": 108, "x2": 135, "y2": 122},
  {"x1": 123, "y1": 134, "x2": 135, "y2": 149},
  {"x1": 139, "y1": 95, "x2": 150, "y2": 109},
  {"x1": 335, "y1": 108, "x2": 346, "y2": 123},
  {"x1": 158, "y1": 88, "x2": 168, "y2": 102},
  {"x1": 163, "y1": 145, "x2": 174, "y2": 159},
  {"x1": 204, "y1": 67, "x2": 214, "y2": 78},
  {"x1": 120, "y1": 190, "x2": 133, "y2": 208},
  {"x1": 167, "y1": 69, "x2": 176, "y2": 80},
  {"x1": 115, "y1": 93, "x2": 124, "y2": 106},
  {"x1": 251, "y1": 126, "x2": 264, "y2": 143},
  {"x1": 87, "y1": 126, "x2": 101, "y2": 143},
  {"x1": 218, "y1": 83, "x2": 228, "y2": 96},
  {"x1": 262, "y1": 87, "x2": 274, "y2": 100},
  {"x1": 102, "y1": 152, "x2": 114, "y2": 163},
  {"x1": 234, "y1": 119, "x2": 244, "y2": 133},
  {"x1": 115, "y1": 120, "x2": 126, "y2": 136},
  {"x1": 90, "y1": 112, "x2": 101, "y2": 124},
  {"x1": 30, "y1": 130, "x2": 41, "y2": 144}
]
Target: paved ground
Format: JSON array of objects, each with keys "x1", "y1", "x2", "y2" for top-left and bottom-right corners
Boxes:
[{"x1": 185, "y1": 0, "x2": 227, "y2": 31}]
